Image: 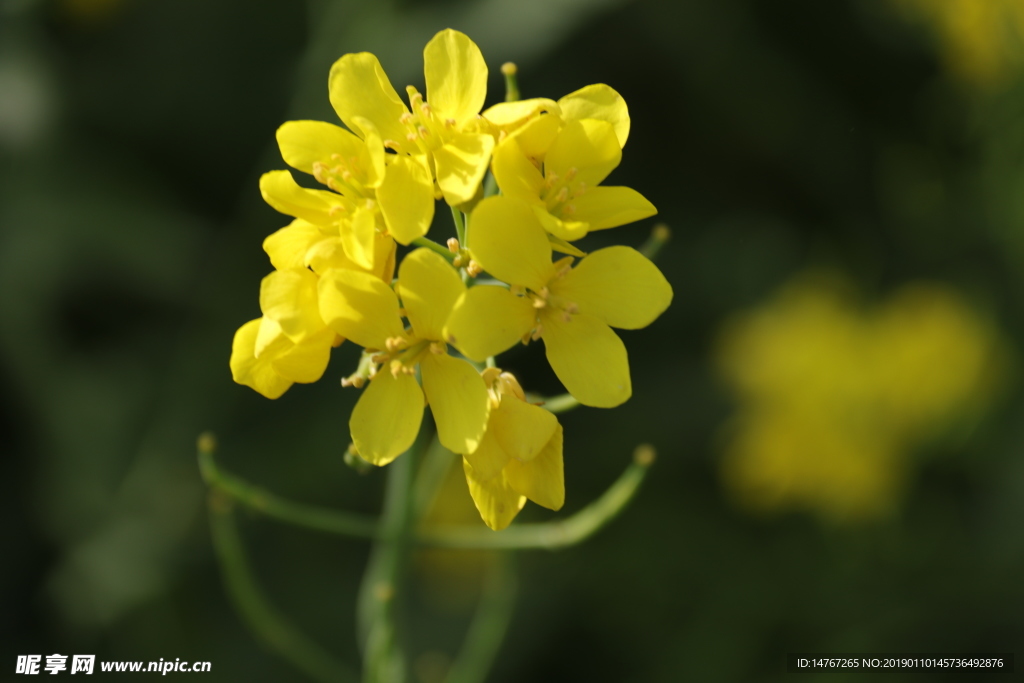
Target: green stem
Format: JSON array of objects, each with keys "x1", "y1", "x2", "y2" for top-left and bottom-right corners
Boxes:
[
  {"x1": 537, "y1": 393, "x2": 580, "y2": 414},
  {"x1": 412, "y1": 237, "x2": 456, "y2": 263},
  {"x1": 639, "y1": 223, "x2": 671, "y2": 261},
  {"x1": 418, "y1": 446, "x2": 655, "y2": 550},
  {"x1": 200, "y1": 436, "x2": 654, "y2": 552},
  {"x1": 357, "y1": 422, "x2": 434, "y2": 682},
  {"x1": 199, "y1": 434, "x2": 379, "y2": 539},
  {"x1": 207, "y1": 491, "x2": 358, "y2": 683},
  {"x1": 444, "y1": 554, "x2": 518, "y2": 683}
]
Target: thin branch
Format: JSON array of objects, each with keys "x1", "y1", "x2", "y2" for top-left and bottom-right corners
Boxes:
[
  {"x1": 207, "y1": 492, "x2": 358, "y2": 683},
  {"x1": 198, "y1": 434, "x2": 379, "y2": 539}
]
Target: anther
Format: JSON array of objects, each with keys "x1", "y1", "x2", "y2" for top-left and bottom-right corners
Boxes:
[
  {"x1": 562, "y1": 204, "x2": 576, "y2": 216},
  {"x1": 565, "y1": 302, "x2": 579, "y2": 314},
  {"x1": 418, "y1": 126, "x2": 430, "y2": 138},
  {"x1": 466, "y1": 260, "x2": 484, "y2": 277},
  {"x1": 429, "y1": 341, "x2": 446, "y2": 354},
  {"x1": 383, "y1": 139, "x2": 401, "y2": 150},
  {"x1": 400, "y1": 112, "x2": 414, "y2": 125},
  {"x1": 447, "y1": 237, "x2": 460, "y2": 253},
  {"x1": 554, "y1": 187, "x2": 569, "y2": 203},
  {"x1": 561, "y1": 311, "x2": 572, "y2": 322},
  {"x1": 531, "y1": 325, "x2": 544, "y2": 341},
  {"x1": 329, "y1": 206, "x2": 346, "y2": 217},
  {"x1": 565, "y1": 167, "x2": 578, "y2": 181},
  {"x1": 445, "y1": 118, "x2": 456, "y2": 127},
  {"x1": 407, "y1": 133, "x2": 419, "y2": 142},
  {"x1": 532, "y1": 297, "x2": 547, "y2": 309},
  {"x1": 389, "y1": 359, "x2": 404, "y2": 377}
]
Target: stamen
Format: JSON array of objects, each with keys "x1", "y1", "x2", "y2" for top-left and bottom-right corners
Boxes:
[
  {"x1": 429, "y1": 341, "x2": 446, "y2": 355},
  {"x1": 446, "y1": 237, "x2": 460, "y2": 253},
  {"x1": 466, "y1": 260, "x2": 484, "y2": 277},
  {"x1": 445, "y1": 118, "x2": 456, "y2": 127},
  {"x1": 399, "y1": 112, "x2": 414, "y2": 125},
  {"x1": 531, "y1": 324, "x2": 544, "y2": 341},
  {"x1": 418, "y1": 126, "x2": 430, "y2": 139}
]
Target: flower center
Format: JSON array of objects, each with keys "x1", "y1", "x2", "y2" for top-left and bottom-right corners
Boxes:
[
  {"x1": 398, "y1": 86, "x2": 455, "y2": 156},
  {"x1": 312, "y1": 154, "x2": 371, "y2": 200},
  {"x1": 539, "y1": 166, "x2": 586, "y2": 216}
]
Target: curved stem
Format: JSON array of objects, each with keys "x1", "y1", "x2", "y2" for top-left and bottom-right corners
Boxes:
[
  {"x1": 444, "y1": 553, "x2": 517, "y2": 683},
  {"x1": 200, "y1": 435, "x2": 655, "y2": 552},
  {"x1": 207, "y1": 491, "x2": 358, "y2": 683},
  {"x1": 199, "y1": 434, "x2": 379, "y2": 539},
  {"x1": 418, "y1": 446, "x2": 655, "y2": 550},
  {"x1": 411, "y1": 237, "x2": 456, "y2": 262}
]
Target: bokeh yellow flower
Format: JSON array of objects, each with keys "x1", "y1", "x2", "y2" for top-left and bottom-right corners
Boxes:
[{"x1": 717, "y1": 273, "x2": 1005, "y2": 521}]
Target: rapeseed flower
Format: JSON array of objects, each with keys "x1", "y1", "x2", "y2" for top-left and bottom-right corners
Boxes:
[
  {"x1": 328, "y1": 29, "x2": 493, "y2": 207},
  {"x1": 463, "y1": 368, "x2": 564, "y2": 530},
  {"x1": 318, "y1": 248, "x2": 490, "y2": 465},
  {"x1": 445, "y1": 196, "x2": 672, "y2": 408},
  {"x1": 491, "y1": 115, "x2": 655, "y2": 242},
  {"x1": 230, "y1": 28, "x2": 670, "y2": 529},
  {"x1": 717, "y1": 274, "x2": 1005, "y2": 521}
]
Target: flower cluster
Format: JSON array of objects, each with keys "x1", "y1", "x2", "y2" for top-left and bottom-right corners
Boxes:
[
  {"x1": 717, "y1": 273, "x2": 1004, "y2": 521},
  {"x1": 230, "y1": 29, "x2": 672, "y2": 529}
]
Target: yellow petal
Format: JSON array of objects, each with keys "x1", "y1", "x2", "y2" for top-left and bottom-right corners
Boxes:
[
  {"x1": 506, "y1": 111, "x2": 561, "y2": 160},
  {"x1": 423, "y1": 29, "x2": 487, "y2": 125},
  {"x1": 434, "y1": 131, "x2": 495, "y2": 206},
  {"x1": 444, "y1": 285, "x2": 536, "y2": 362},
  {"x1": 567, "y1": 186, "x2": 656, "y2": 231},
  {"x1": 230, "y1": 318, "x2": 293, "y2": 399},
  {"x1": 482, "y1": 98, "x2": 559, "y2": 130},
  {"x1": 398, "y1": 248, "x2": 465, "y2": 341},
  {"x1": 462, "y1": 457, "x2": 526, "y2": 531},
  {"x1": 263, "y1": 219, "x2": 325, "y2": 271},
  {"x1": 254, "y1": 315, "x2": 289, "y2": 359},
  {"x1": 557, "y1": 83, "x2": 630, "y2": 147},
  {"x1": 350, "y1": 370, "x2": 424, "y2": 466},
  {"x1": 541, "y1": 311, "x2": 631, "y2": 408},
  {"x1": 464, "y1": 426, "x2": 510, "y2": 481},
  {"x1": 505, "y1": 424, "x2": 564, "y2": 510},
  {"x1": 260, "y1": 170, "x2": 346, "y2": 224},
  {"x1": 535, "y1": 206, "x2": 589, "y2": 242},
  {"x1": 545, "y1": 119, "x2": 621, "y2": 190},
  {"x1": 548, "y1": 234, "x2": 587, "y2": 258},
  {"x1": 377, "y1": 154, "x2": 434, "y2": 244},
  {"x1": 276, "y1": 120, "x2": 383, "y2": 187},
  {"x1": 348, "y1": 116, "x2": 387, "y2": 188},
  {"x1": 420, "y1": 353, "x2": 490, "y2": 454},
  {"x1": 328, "y1": 52, "x2": 409, "y2": 150},
  {"x1": 340, "y1": 204, "x2": 377, "y2": 270},
  {"x1": 259, "y1": 268, "x2": 325, "y2": 344},
  {"x1": 271, "y1": 327, "x2": 335, "y2": 383},
  {"x1": 492, "y1": 137, "x2": 545, "y2": 204},
  {"x1": 491, "y1": 396, "x2": 558, "y2": 462},
  {"x1": 318, "y1": 268, "x2": 404, "y2": 349},
  {"x1": 467, "y1": 196, "x2": 553, "y2": 292},
  {"x1": 552, "y1": 246, "x2": 672, "y2": 329}
]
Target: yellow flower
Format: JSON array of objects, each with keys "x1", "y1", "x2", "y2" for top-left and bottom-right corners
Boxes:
[
  {"x1": 717, "y1": 273, "x2": 1006, "y2": 522},
  {"x1": 462, "y1": 368, "x2": 564, "y2": 530},
  {"x1": 328, "y1": 29, "x2": 494, "y2": 207},
  {"x1": 229, "y1": 268, "x2": 339, "y2": 399},
  {"x1": 444, "y1": 196, "x2": 672, "y2": 408},
  {"x1": 318, "y1": 248, "x2": 490, "y2": 465},
  {"x1": 489, "y1": 96, "x2": 654, "y2": 242},
  {"x1": 229, "y1": 316, "x2": 338, "y2": 399}
]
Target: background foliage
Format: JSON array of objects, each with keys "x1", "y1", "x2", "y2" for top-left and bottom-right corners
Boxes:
[{"x1": 2, "y1": 0, "x2": 1022, "y2": 680}]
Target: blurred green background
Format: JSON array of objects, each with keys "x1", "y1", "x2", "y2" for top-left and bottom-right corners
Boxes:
[{"x1": 3, "y1": 0, "x2": 1023, "y2": 680}]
